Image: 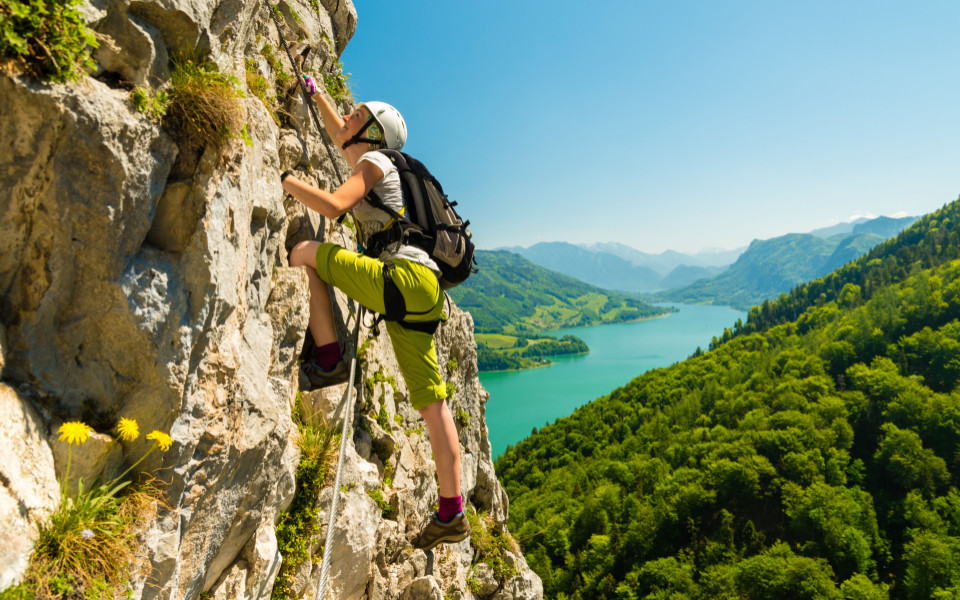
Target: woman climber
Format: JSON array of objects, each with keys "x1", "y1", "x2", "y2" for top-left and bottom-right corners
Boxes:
[{"x1": 281, "y1": 76, "x2": 470, "y2": 550}]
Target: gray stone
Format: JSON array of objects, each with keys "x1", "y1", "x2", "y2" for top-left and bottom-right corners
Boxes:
[
  {"x1": 492, "y1": 552, "x2": 543, "y2": 600},
  {"x1": 319, "y1": 0, "x2": 358, "y2": 54},
  {"x1": 0, "y1": 386, "x2": 59, "y2": 588},
  {"x1": 470, "y1": 562, "x2": 499, "y2": 598},
  {"x1": 401, "y1": 576, "x2": 443, "y2": 600},
  {"x1": 92, "y1": 0, "x2": 169, "y2": 84},
  {"x1": 318, "y1": 484, "x2": 379, "y2": 600},
  {"x1": 209, "y1": 559, "x2": 247, "y2": 600}
]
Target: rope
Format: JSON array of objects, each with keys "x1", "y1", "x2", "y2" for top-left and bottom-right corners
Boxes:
[
  {"x1": 316, "y1": 355, "x2": 360, "y2": 599},
  {"x1": 265, "y1": 0, "x2": 346, "y2": 184},
  {"x1": 265, "y1": 5, "x2": 371, "y2": 597}
]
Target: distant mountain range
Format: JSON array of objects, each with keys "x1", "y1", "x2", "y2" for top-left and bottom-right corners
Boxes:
[
  {"x1": 499, "y1": 215, "x2": 918, "y2": 307},
  {"x1": 659, "y1": 215, "x2": 919, "y2": 309},
  {"x1": 500, "y1": 243, "x2": 741, "y2": 293}
]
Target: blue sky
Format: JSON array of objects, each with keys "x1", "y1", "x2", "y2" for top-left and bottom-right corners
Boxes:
[{"x1": 341, "y1": 0, "x2": 960, "y2": 254}]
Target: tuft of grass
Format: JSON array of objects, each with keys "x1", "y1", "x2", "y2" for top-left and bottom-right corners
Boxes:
[
  {"x1": 164, "y1": 53, "x2": 245, "y2": 151},
  {"x1": 272, "y1": 394, "x2": 338, "y2": 600},
  {"x1": 466, "y1": 508, "x2": 520, "y2": 582},
  {"x1": 445, "y1": 381, "x2": 457, "y2": 400},
  {"x1": 0, "y1": 0, "x2": 97, "y2": 82},
  {"x1": 130, "y1": 86, "x2": 169, "y2": 120},
  {"x1": 377, "y1": 402, "x2": 391, "y2": 431},
  {"x1": 319, "y1": 36, "x2": 351, "y2": 102},
  {"x1": 368, "y1": 488, "x2": 394, "y2": 519},
  {"x1": 456, "y1": 407, "x2": 470, "y2": 427},
  {"x1": 244, "y1": 57, "x2": 281, "y2": 126},
  {"x1": 446, "y1": 357, "x2": 458, "y2": 374}
]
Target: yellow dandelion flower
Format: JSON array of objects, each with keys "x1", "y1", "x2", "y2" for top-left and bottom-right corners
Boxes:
[
  {"x1": 146, "y1": 431, "x2": 173, "y2": 452},
  {"x1": 116, "y1": 418, "x2": 139, "y2": 442},
  {"x1": 58, "y1": 421, "x2": 93, "y2": 445}
]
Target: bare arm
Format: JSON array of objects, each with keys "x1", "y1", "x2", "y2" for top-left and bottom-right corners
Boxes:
[
  {"x1": 281, "y1": 160, "x2": 384, "y2": 219},
  {"x1": 310, "y1": 88, "x2": 345, "y2": 153}
]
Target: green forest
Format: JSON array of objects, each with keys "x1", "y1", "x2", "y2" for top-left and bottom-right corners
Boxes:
[
  {"x1": 477, "y1": 335, "x2": 590, "y2": 372},
  {"x1": 495, "y1": 200, "x2": 960, "y2": 599}
]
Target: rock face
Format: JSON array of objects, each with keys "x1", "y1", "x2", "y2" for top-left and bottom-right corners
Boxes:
[{"x1": 0, "y1": 1, "x2": 541, "y2": 599}]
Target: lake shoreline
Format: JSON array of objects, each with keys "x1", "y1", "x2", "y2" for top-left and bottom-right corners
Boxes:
[
  {"x1": 478, "y1": 312, "x2": 673, "y2": 373},
  {"x1": 481, "y1": 303, "x2": 748, "y2": 458}
]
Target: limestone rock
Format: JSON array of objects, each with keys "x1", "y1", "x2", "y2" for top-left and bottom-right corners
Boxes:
[
  {"x1": 0, "y1": 385, "x2": 59, "y2": 588},
  {"x1": 318, "y1": 484, "x2": 379, "y2": 600},
  {"x1": 91, "y1": 0, "x2": 169, "y2": 84},
  {"x1": 401, "y1": 576, "x2": 443, "y2": 600},
  {"x1": 319, "y1": 0, "x2": 358, "y2": 54},
  {"x1": 470, "y1": 562, "x2": 499, "y2": 598},
  {"x1": 492, "y1": 552, "x2": 543, "y2": 600}
]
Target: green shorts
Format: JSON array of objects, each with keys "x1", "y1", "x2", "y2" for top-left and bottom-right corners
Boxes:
[{"x1": 315, "y1": 243, "x2": 447, "y2": 410}]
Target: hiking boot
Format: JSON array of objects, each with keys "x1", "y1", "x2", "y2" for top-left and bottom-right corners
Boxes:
[
  {"x1": 411, "y1": 512, "x2": 471, "y2": 551},
  {"x1": 302, "y1": 359, "x2": 349, "y2": 389}
]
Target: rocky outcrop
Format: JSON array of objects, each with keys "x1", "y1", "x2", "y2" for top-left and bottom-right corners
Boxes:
[{"x1": 0, "y1": 0, "x2": 540, "y2": 598}]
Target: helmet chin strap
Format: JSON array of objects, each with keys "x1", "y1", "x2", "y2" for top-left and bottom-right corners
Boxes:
[{"x1": 342, "y1": 116, "x2": 387, "y2": 150}]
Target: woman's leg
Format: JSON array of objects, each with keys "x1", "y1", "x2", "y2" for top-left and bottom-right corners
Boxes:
[
  {"x1": 418, "y1": 399, "x2": 462, "y2": 499},
  {"x1": 289, "y1": 240, "x2": 338, "y2": 347}
]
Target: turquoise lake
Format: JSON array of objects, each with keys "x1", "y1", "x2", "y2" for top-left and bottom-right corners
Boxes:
[{"x1": 479, "y1": 303, "x2": 748, "y2": 458}]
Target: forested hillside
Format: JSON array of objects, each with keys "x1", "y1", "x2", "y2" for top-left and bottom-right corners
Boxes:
[
  {"x1": 496, "y1": 199, "x2": 960, "y2": 599},
  {"x1": 449, "y1": 250, "x2": 668, "y2": 334},
  {"x1": 725, "y1": 202, "x2": 960, "y2": 343}
]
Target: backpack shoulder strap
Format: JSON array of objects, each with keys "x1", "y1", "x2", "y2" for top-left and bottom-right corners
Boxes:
[{"x1": 364, "y1": 188, "x2": 404, "y2": 222}]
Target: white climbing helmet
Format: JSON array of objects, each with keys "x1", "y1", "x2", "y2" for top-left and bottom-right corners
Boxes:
[{"x1": 359, "y1": 101, "x2": 407, "y2": 151}]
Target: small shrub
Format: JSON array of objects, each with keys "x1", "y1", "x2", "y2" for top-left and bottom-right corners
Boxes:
[
  {"x1": 164, "y1": 54, "x2": 245, "y2": 151},
  {"x1": 244, "y1": 57, "x2": 281, "y2": 126},
  {"x1": 261, "y1": 43, "x2": 293, "y2": 100},
  {"x1": 456, "y1": 407, "x2": 470, "y2": 427},
  {"x1": 244, "y1": 58, "x2": 271, "y2": 100},
  {"x1": 368, "y1": 489, "x2": 394, "y2": 519},
  {"x1": 377, "y1": 402, "x2": 391, "y2": 431},
  {"x1": 130, "y1": 86, "x2": 169, "y2": 120},
  {"x1": 0, "y1": 0, "x2": 97, "y2": 82},
  {"x1": 466, "y1": 508, "x2": 520, "y2": 581},
  {"x1": 445, "y1": 381, "x2": 457, "y2": 400},
  {"x1": 446, "y1": 357, "x2": 458, "y2": 374}
]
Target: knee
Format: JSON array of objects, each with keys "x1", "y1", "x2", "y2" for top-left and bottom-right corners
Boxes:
[{"x1": 290, "y1": 241, "x2": 317, "y2": 269}]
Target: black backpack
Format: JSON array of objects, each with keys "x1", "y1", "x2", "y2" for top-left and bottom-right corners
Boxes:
[{"x1": 364, "y1": 149, "x2": 477, "y2": 290}]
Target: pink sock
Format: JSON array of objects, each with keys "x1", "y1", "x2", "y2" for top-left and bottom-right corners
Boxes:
[
  {"x1": 314, "y1": 342, "x2": 342, "y2": 371},
  {"x1": 438, "y1": 495, "x2": 462, "y2": 523}
]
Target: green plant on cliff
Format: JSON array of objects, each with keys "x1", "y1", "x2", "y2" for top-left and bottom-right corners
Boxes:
[
  {"x1": 466, "y1": 508, "x2": 520, "y2": 582},
  {"x1": 130, "y1": 86, "x2": 169, "y2": 120},
  {"x1": 6, "y1": 419, "x2": 168, "y2": 599},
  {"x1": 272, "y1": 394, "x2": 338, "y2": 600},
  {"x1": 164, "y1": 54, "x2": 245, "y2": 151},
  {"x1": 0, "y1": 0, "x2": 97, "y2": 82},
  {"x1": 319, "y1": 35, "x2": 351, "y2": 102}
]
